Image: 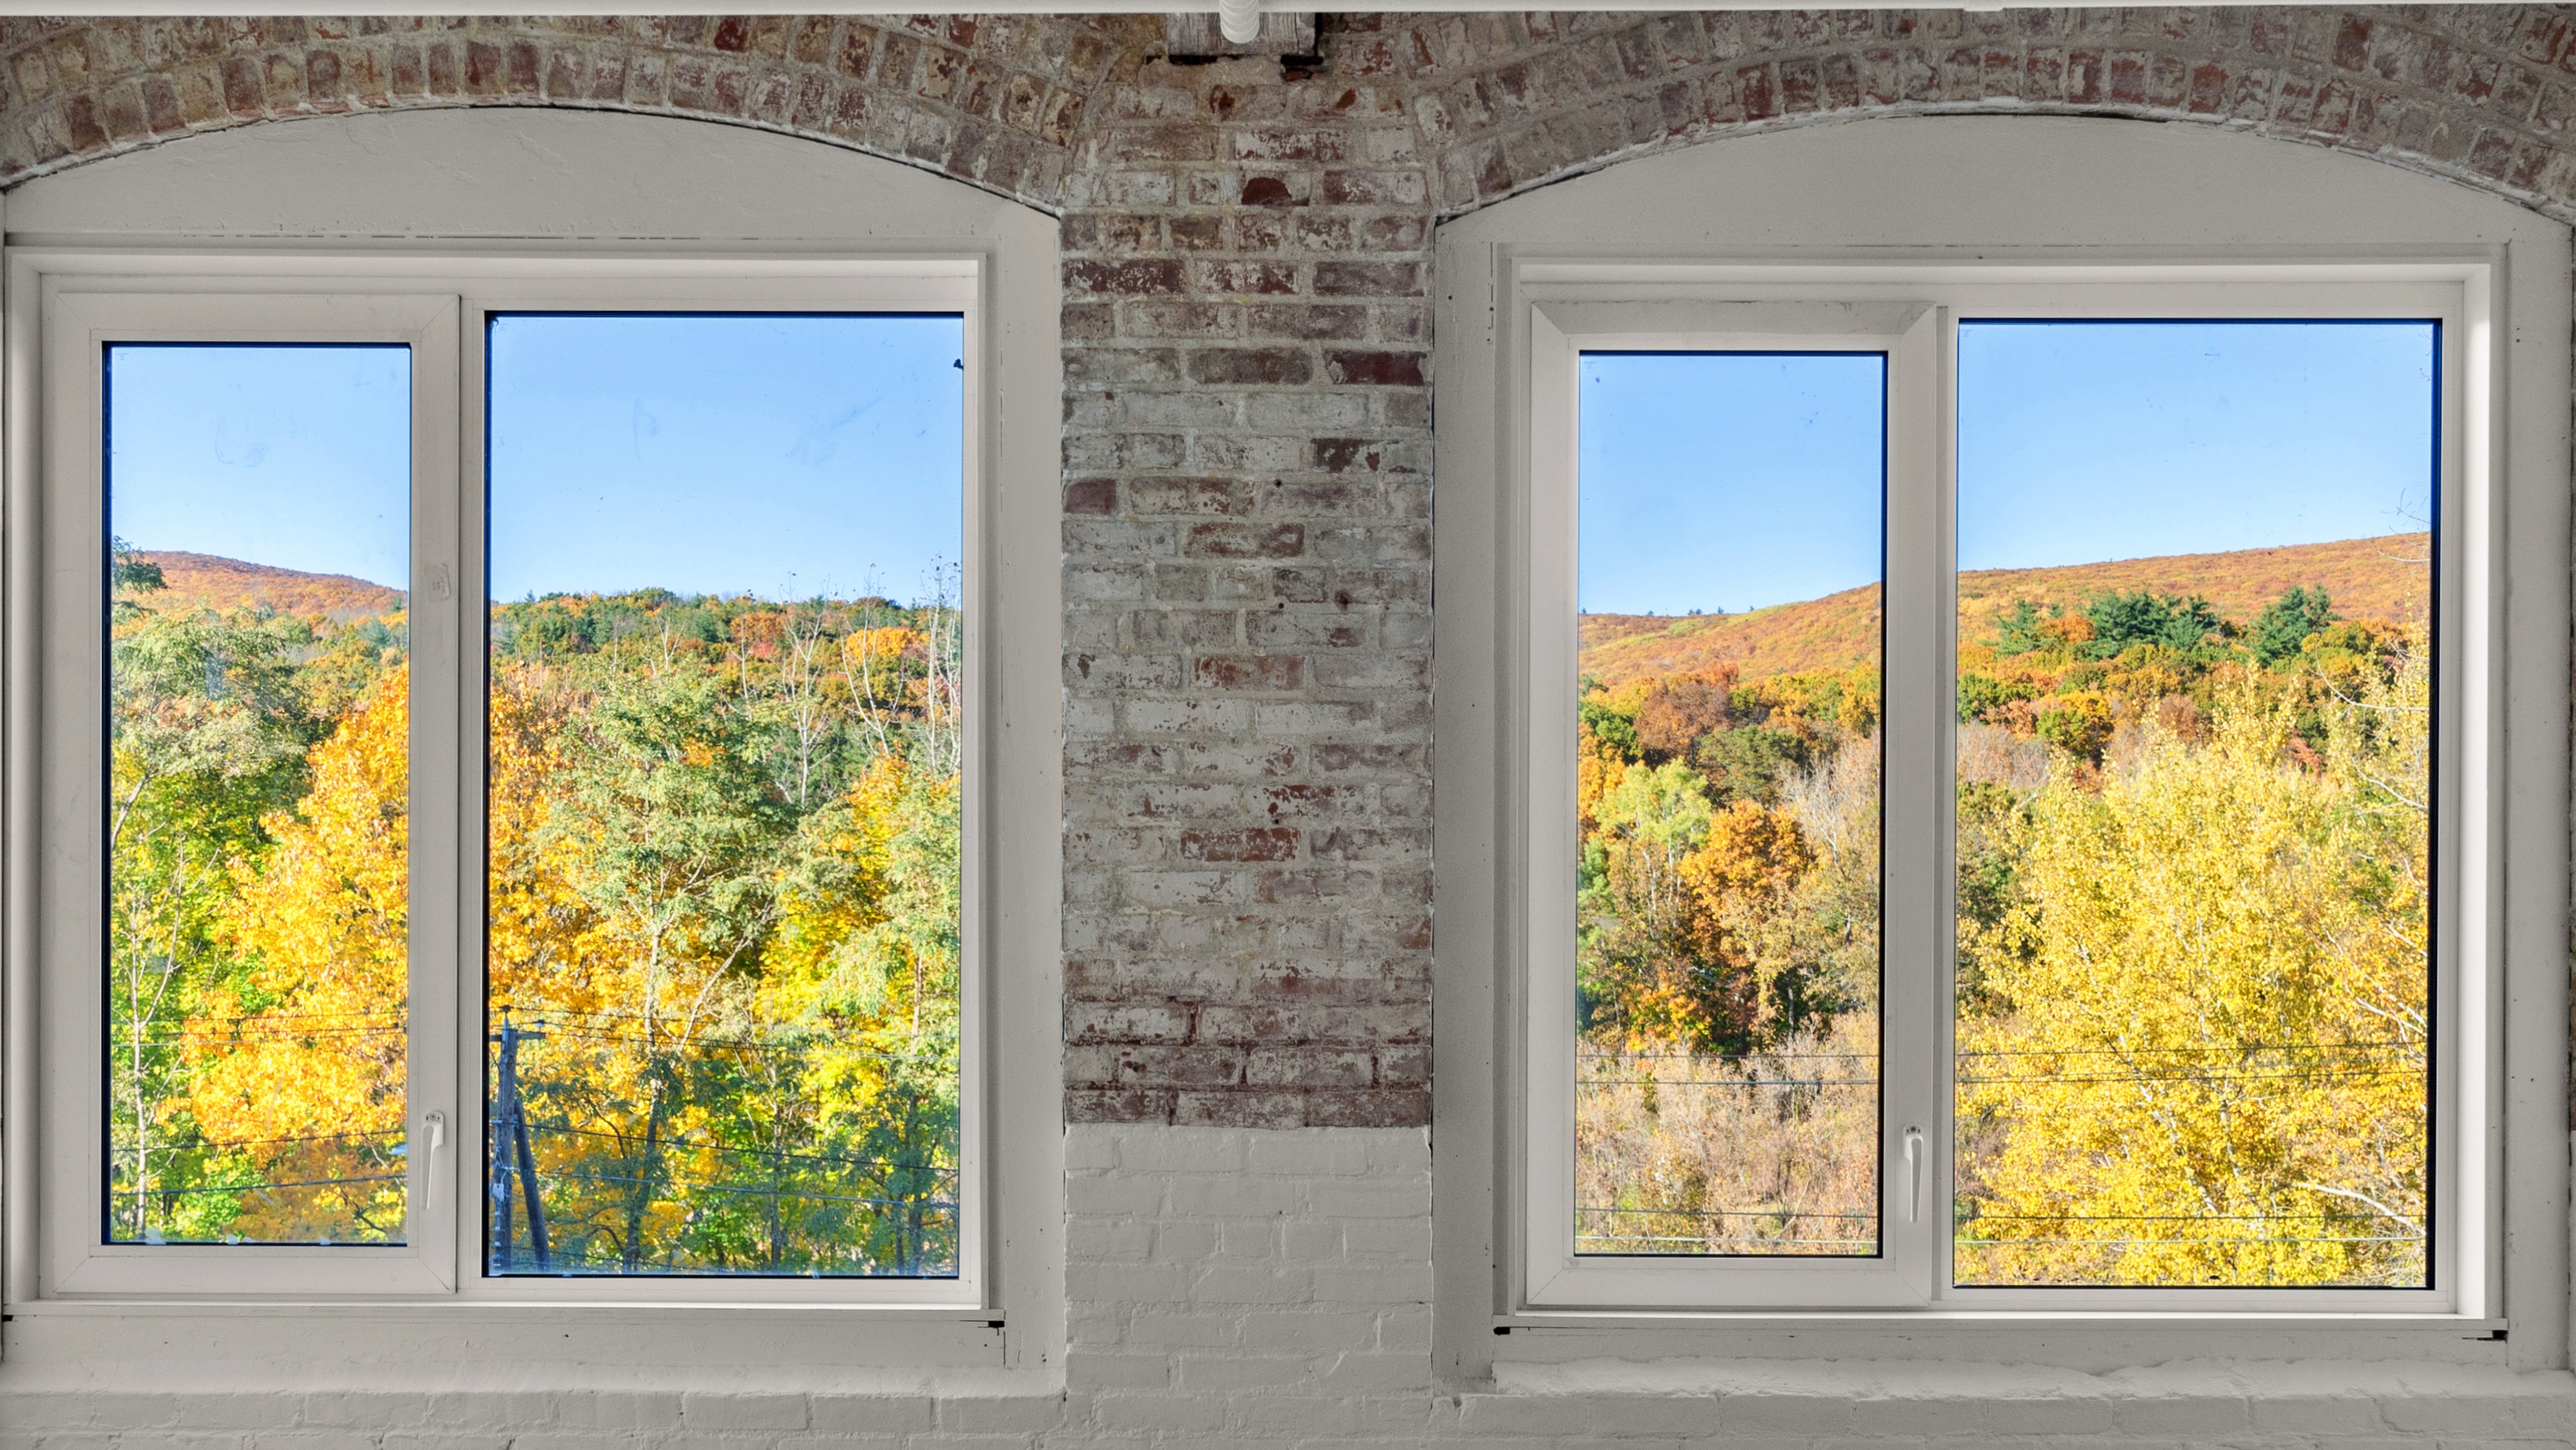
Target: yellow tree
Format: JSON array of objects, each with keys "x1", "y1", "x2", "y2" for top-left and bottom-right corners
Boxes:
[
  {"x1": 1958, "y1": 647, "x2": 2429, "y2": 1288},
  {"x1": 189, "y1": 666, "x2": 410, "y2": 1243}
]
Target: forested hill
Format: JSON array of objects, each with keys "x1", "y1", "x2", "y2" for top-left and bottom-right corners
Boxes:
[
  {"x1": 1580, "y1": 531, "x2": 2431, "y2": 687},
  {"x1": 135, "y1": 551, "x2": 404, "y2": 622}
]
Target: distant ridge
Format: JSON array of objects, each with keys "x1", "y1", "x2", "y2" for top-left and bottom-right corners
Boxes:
[
  {"x1": 1580, "y1": 532, "x2": 2431, "y2": 688},
  {"x1": 135, "y1": 551, "x2": 405, "y2": 623}
]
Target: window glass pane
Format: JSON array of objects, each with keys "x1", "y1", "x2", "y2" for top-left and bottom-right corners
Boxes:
[
  {"x1": 1953, "y1": 320, "x2": 2436, "y2": 1288},
  {"x1": 1574, "y1": 352, "x2": 1885, "y2": 1257},
  {"x1": 485, "y1": 313, "x2": 966, "y2": 1277},
  {"x1": 106, "y1": 343, "x2": 413, "y2": 1246}
]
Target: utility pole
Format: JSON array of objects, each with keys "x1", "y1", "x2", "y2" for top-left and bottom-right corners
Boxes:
[{"x1": 488, "y1": 1008, "x2": 551, "y2": 1273}]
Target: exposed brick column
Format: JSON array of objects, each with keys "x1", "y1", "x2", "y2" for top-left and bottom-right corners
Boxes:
[{"x1": 1059, "y1": 46, "x2": 1435, "y2": 1128}]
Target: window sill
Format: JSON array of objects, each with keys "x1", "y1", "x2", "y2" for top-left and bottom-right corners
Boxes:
[
  {"x1": 1497, "y1": 1310, "x2": 2506, "y2": 1331},
  {"x1": 1486, "y1": 1310, "x2": 2530, "y2": 1377},
  {"x1": 1463, "y1": 1356, "x2": 2576, "y2": 1442}
]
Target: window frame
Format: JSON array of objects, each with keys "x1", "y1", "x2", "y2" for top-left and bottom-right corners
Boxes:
[
  {"x1": 1523, "y1": 305, "x2": 1943, "y2": 1311},
  {"x1": 6, "y1": 252, "x2": 1035, "y2": 1318},
  {"x1": 1518, "y1": 271, "x2": 2477, "y2": 1316},
  {"x1": 36, "y1": 286, "x2": 463, "y2": 1299}
]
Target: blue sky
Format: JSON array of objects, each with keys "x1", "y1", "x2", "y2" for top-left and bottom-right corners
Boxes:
[
  {"x1": 488, "y1": 314, "x2": 964, "y2": 605},
  {"x1": 1578, "y1": 352, "x2": 1884, "y2": 616},
  {"x1": 1956, "y1": 320, "x2": 2437, "y2": 575},
  {"x1": 1578, "y1": 321, "x2": 2438, "y2": 616},
  {"x1": 104, "y1": 315, "x2": 967, "y2": 608},
  {"x1": 108, "y1": 344, "x2": 411, "y2": 586}
]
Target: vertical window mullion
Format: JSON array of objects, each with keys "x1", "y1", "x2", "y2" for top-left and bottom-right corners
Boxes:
[
  {"x1": 1879, "y1": 307, "x2": 1947, "y2": 1296},
  {"x1": 406, "y1": 296, "x2": 464, "y2": 1290}
]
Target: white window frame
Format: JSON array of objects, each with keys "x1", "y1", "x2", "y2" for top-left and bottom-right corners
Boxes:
[
  {"x1": 1429, "y1": 118, "x2": 2568, "y2": 1365},
  {"x1": 0, "y1": 110, "x2": 1064, "y2": 1366},
  {"x1": 1520, "y1": 276, "x2": 2472, "y2": 1315},
  {"x1": 36, "y1": 286, "x2": 464, "y2": 1299}
]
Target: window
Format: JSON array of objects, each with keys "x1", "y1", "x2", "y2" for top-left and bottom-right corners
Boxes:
[
  {"x1": 17, "y1": 256, "x2": 1049, "y2": 1317},
  {"x1": 1428, "y1": 114, "x2": 2571, "y2": 1347},
  {"x1": 1511, "y1": 281, "x2": 2468, "y2": 1315}
]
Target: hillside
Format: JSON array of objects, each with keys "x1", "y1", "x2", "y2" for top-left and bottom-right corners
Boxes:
[
  {"x1": 135, "y1": 551, "x2": 404, "y2": 623},
  {"x1": 1580, "y1": 532, "x2": 2431, "y2": 687}
]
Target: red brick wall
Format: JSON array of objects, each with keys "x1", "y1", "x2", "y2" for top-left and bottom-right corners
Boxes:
[{"x1": 3, "y1": 8, "x2": 2567, "y2": 1128}]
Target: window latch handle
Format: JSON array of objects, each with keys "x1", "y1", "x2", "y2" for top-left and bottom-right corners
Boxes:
[
  {"x1": 422, "y1": 1111, "x2": 447, "y2": 1222},
  {"x1": 1903, "y1": 1126, "x2": 1924, "y2": 1224}
]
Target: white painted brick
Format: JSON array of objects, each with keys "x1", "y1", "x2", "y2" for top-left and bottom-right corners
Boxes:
[
  {"x1": 1066, "y1": 1216, "x2": 1154, "y2": 1262},
  {"x1": 1123, "y1": 1309, "x2": 1254, "y2": 1349},
  {"x1": 2248, "y1": 1394, "x2": 2388, "y2": 1434},
  {"x1": 1067, "y1": 1261, "x2": 1191, "y2": 1303},
  {"x1": 680, "y1": 1394, "x2": 808, "y2": 1432},
  {"x1": 1149, "y1": 1218, "x2": 1220, "y2": 1262},
  {"x1": 1063, "y1": 1349, "x2": 1175, "y2": 1392},
  {"x1": 806, "y1": 1397, "x2": 935, "y2": 1434},
  {"x1": 1370, "y1": 1306, "x2": 1434, "y2": 1351},
  {"x1": 1188, "y1": 1263, "x2": 1314, "y2": 1303},
  {"x1": 1117, "y1": 1130, "x2": 1247, "y2": 1174},
  {"x1": 1298, "y1": 1179, "x2": 1428, "y2": 1219},
  {"x1": 1308, "y1": 1264, "x2": 1430, "y2": 1303},
  {"x1": 927, "y1": 1397, "x2": 1063, "y2": 1433},
  {"x1": 553, "y1": 1392, "x2": 686, "y2": 1431},
  {"x1": 1282, "y1": 1220, "x2": 1349, "y2": 1262},
  {"x1": 1063, "y1": 1172, "x2": 1166, "y2": 1216},
  {"x1": 1309, "y1": 1350, "x2": 1436, "y2": 1395},
  {"x1": 1233, "y1": 1307, "x2": 1383, "y2": 1353},
  {"x1": 2379, "y1": 1394, "x2": 2522, "y2": 1434},
  {"x1": 1083, "y1": 1392, "x2": 1230, "y2": 1433},
  {"x1": 2108, "y1": 1394, "x2": 2252, "y2": 1434},
  {"x1": 1170, "y1": 1353, "x2": 1314, "y2": 1392},
  {"x1": 1244, "y1": 1131, "x2": 1371, "y2": 1176},
  {"x1": 1341, "y1": 1218, "x2": 1429, "y2": 1257},
  {"x1": 1214, "y1": 1216, "x2": 1284, "y2": 1260},
  {"x1": 1222, "y1": 1394, "x2": 1439, "y2": 1437},
  {"x1": 1708, "y1": 1394, "x2": 1854, "y2": 1436},
  {"x1": 1159, "y1": 1174, "x2": 1301, "y2": 1216},
  {"x1": 898, "y1": 1434, "x2": 1039, "y2": 1450}
]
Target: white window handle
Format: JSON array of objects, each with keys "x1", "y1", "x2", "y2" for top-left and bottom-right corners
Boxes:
[
  {"x1": 422, "y1": 1111, "x2": 448, "y2": 1225},
  {"x1": 1903, "y1": 1126, "x2": 1925, "y2": 1224}
]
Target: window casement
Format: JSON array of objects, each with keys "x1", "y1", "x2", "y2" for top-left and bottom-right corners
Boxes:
[
  {"x1": 1426, "y1": 116, "x2": 2576, "y2": 1364},
  {"x1": 5, "y1": 249, "x2": 1055, "y2": 1327},
  {"x1": 1506, "y1": 274, "x2": 2493, "y2": 1316}
]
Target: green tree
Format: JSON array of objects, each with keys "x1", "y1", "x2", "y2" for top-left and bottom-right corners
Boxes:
[
  {"x1": 2082, "y1": 589, "x2": 2222, "y2": 657},
  {"x1": 2252, "y1": 585, "x2": 2339, "y2": 666},
  {"x1": 1989, "y1": 599, "x2": 2051, "y2": 657}
]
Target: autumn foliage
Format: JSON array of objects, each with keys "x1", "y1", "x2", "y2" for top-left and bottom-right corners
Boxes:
[
  {"x1": 1576, "y1": 535, "x2": 2431, "y2": 1285},
  {"x1": 108, "y1": 550, "x2": 963, "y2": 1275}
]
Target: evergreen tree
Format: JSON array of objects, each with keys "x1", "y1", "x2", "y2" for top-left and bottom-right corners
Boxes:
[{"x1": 2252, "y1": 585, "x2": 2339, "y2": 666}]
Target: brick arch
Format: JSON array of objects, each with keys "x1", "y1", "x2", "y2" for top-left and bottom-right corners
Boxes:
[
  {"x1": 0, "y1": 14, "x2": 1160, "y2": 213},
  {"x1": 1375, "y1": 7, "x2": 2576, "y2": 223}
]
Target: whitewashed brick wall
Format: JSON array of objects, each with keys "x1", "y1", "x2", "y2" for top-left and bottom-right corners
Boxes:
[{"x1": 8, "y1": 1126, "x2": 2573, "y2": 1447}]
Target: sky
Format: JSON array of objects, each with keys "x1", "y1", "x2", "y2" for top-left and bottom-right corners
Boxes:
[
  {"x1": 1578, "y1": 352, "x2": 1884, "y2": 616},
  {"x1": 108, "y1": 344, "x2": 411, "y2": 587},
  {"x1": 104, "y1": 315, "x2": 969, "y2": 609},
  {"x1": 488, "y1": 313, "x2": 965, "y2": 605},
  {"x1": 1578, "y1": 321, "x2": 2439, "y2": 616}
]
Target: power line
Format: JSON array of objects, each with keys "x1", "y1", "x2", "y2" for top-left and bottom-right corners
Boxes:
[
  {"x1": 523, "y1": 1122, "x2": 954, "y2": 1176},
  {"x1": 544, "y1": 1168, "x2": 955, "y2": 1213},
  {"x1": 139, "y1": 1172, "x2": 402, "y2": 1194}
]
